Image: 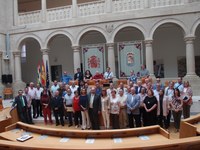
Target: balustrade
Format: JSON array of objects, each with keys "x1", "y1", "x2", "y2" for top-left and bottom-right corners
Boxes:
[
  {"x1": 16, "y1": 0, "x2": 199, "y2": 25},
  {"x1": 77, "y1": 0, "x2": 105, "y2": 17},
  {"x1": 47, "y1": 6, "x2": 72, "y2": 22},
  {"x1": 18, "y1": 10, "x2": 41, "y2": 25}
]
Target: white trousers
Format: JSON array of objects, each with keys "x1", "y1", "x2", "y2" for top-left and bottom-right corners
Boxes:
[
  {"x1": 81, "y1": 110, "x2": 90, "y2": 129},
  {"x1": 102, "y1": 111, "x2": 110, "y2": 129}
]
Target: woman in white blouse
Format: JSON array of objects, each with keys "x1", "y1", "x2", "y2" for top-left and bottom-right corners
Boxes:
[
  {"x1": 110, "y1": 90, "x2": 120, "y2": 129},
  {"x1": 101, "y1": 89, "x2": 110, "y2": 129}
]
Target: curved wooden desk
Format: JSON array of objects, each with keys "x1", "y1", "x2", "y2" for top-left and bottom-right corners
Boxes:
[
  {"x1": 0, "y1": 107, "x2": 19, "y2": 133},
  {"x1": 180, "y1": 113, "x2": 200, "y2": 138},
  {"x1": 0, "y1": 122, "x2": 200, "y2": 149}
]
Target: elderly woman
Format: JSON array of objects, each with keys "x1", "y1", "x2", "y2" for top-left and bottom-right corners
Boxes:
[{"x1": 181, "y1": 81, "x2": 193, "y2": 119}]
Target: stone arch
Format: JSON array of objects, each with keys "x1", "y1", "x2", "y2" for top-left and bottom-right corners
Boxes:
[
  {"x1": 45, "y1": 30, "x2": 74, "y2": 48},
  {"x1": 191, "y1": 18, "x2": 200, "y2": 36},
  {"x1": 76, "y1": 26, "x2": 108, "y2": 45},
  {"x1": 16, "y1": 34, "x2": 42, "y2": 50},
  {"x1": 111, "y1": 22, "x2": 146, "y2": 42},
  {"x1": 150, "y1": 18, "x2": 187, "y2": 39}
]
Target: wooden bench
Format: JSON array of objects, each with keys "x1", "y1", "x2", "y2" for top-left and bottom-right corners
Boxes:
[
  {"x1": 180, "y1": 113, "x2": 200, "y2": 138},
  {"x1": 0, "y1": 107, "x2": 19, "y2": 133}
]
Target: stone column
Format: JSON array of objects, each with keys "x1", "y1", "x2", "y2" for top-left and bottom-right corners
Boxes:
[
  {"x1": 41, "y1": 48, "x2": 51, "y2": 82},
  {"x1": 72, "y1": 46, "x2": 81, "y2": 73},
  {"x1": 13, "y1": 51, "x2": 22, "y2": 82},
  {"x1": 41, "y1": 0, "x2": 47, "y2": 23},
  {"x1": 0, "y1": 51, "x2": 4, "y2": 97},
  {"x1": 144, "y1": 40, "x2": 155, "y2": 78},
  {"x1": 184, "y1": 36, "x2": 197, "y2": 77},
  {"x1": 14, "y1": 0, "x2": 18, "y2": 25},
  {"x1": 13, "y1": 51, "x2": 26, "y2": 96},
  {"x1": 72, "y1": 0, "x2": 78, "y2": 18},
  {"x1": 183, "y1": 36, "x2": 200, "y2": 96},
  {"x1": 106, "y1": 43, "x2": 116, "y2": 76},
  {"x1": 106, "y1": 0, "x2": 112, "y2": 13}
]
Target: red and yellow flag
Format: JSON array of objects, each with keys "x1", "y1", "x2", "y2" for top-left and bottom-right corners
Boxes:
[{"x1": 41, "y1": 60, "x2": 46, "y2": 87}]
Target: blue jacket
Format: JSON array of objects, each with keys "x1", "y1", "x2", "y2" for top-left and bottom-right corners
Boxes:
[{"x1": 126, "y1": 94, "x2": 140, "y2": 115}]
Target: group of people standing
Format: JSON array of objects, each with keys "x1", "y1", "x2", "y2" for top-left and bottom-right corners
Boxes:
[{"x1": 12, "y1": 67, "x2": 193, "y2": 132}]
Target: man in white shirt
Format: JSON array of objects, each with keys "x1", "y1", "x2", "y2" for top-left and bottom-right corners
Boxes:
[
  {"x1": 106, "y1": 83, "x2": 116, "y2": 98},
  {"x1": 28, "y1": 82, "x2": 36, "y2": 118},
  {"x1": 35, "y1": 84, "x2": 43, "y2": 117},
  {"x1": 51, "y1": 80, "x2": 60, "y2": 97},
  {"x1": 70, "y1": 80, "x2": 79, "y2": 97},
  {"x1": 118, "y1": 89, "x2": 128, "y2": 128},
  {"x1": 64, "y1": 88, "x2": 74, "y2": 127},
  {"x1": 104, "y1": 67, "x2": 114, "y2": 83}
]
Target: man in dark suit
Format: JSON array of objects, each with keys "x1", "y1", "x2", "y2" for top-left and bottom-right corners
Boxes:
[
  {"x1": 88, "y1": 87, "x2": 101, "y2": 130},
  {"x1": 12, "y1": 90, "x2": 28, "y2": 123},
  {"x1": 74, "y1": 68, "x2": 83, "y2": 82},
  {"x1": 135, "y1": 80, "x2": 145, "y2": 94},
  {"x1": 51, "y1": 90, "x2": 64, "y2": 126}
]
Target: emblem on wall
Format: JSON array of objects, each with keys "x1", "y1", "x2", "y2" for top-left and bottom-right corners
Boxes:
[{"x1": 88, "y1": 55, "x2": 100, "y2": 69}]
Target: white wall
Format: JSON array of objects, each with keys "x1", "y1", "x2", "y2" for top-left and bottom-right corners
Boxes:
[
  {"x1": 153, "y1": 25, "x2": 185, "y2": 77},
  {"x1": 49, "y1": 36, "x2": 73, "y2": 78},
  {"x1": 21, "y1": 40, "x2": 42, "y2": 84}
]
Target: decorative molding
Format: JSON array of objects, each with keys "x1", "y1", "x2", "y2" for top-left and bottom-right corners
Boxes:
[
  {"x1": 41, "y1": 48, "x2": 49, "y2": 55},
  {"x1": 13, "y1": 51, "x2": 21, "y2": 57},
  {"x1": 184, "y1": 36, "x2": 196, "y2": 44},
  {"x1": 106, "y1": 43, "x2": 114, "y2": 48},
  {"x1": 72, "y1": 46, "x2": 81, "y2": 52},
  {"x1": 144, "y1": 40, "x2": 153, "y2": 47},
  {"x1": 105, "y1": 24, "x2": 114, "y2": 33}
]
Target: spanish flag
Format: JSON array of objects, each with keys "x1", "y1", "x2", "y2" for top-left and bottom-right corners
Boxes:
[{"x1": 41, "y1": 60, "x2": 46, "y2": 87}]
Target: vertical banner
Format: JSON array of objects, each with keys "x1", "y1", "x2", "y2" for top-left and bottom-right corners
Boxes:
[
  {"x1": 82, "y1": 44, "x2": 105, "y2": 75},
  {"x1": 118, "y1": 41, "x2": 143, "y2": 78}
]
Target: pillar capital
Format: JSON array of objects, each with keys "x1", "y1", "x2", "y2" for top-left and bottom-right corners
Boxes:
[
  {"x1": 184, "y1": 36, "x2": 195, "y2": 44},
  {"x1": 106, "y1": 43, "x2": 114, "y2": 48},
  {"x1": 144, "y1": 39, "x2": 153, "y2": 46},
  {"x1": 72, "y1": 45, "x2": 81, "y2": 52},
  {"x1": 41, "y1": 48, "x2": 49, "y2": 55},
  {"x1": 13, "y1": 51, "x2": 21, "y2": 57}
]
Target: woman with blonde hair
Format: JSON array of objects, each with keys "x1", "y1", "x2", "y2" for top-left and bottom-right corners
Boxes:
[{"x1": 101, "y1": 88, "x2": 110, "y2": 129}]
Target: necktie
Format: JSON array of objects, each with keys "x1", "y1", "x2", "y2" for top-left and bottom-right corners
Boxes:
[{"x1": 20, "y1": 96, "x2": 25, "y2": 107}]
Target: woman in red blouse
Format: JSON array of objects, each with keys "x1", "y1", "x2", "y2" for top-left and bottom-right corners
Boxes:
[
  {"x1": 72, "y1": 91, "x2": 82, "y2": 128},
  {"x1": 41, "y1": 88, "x2": 52, "y2": 124}
]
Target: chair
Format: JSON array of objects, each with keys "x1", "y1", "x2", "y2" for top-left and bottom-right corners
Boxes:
[
  {"x1": 117, "y1": 79, "x2": 128, "y2": 87},
  {"x1": 87, "y1": 80, "x2": 96, "y2": 86},
  {"x1": 68, "y1": 80, "x2": 78, "y2": 86},
  {"x1": 3, "y1": 88, "x2": 13, "y2": 100}
]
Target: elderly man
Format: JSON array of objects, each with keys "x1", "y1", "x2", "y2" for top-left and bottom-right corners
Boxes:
[
  {"x1": 12, "y1": 90, "x2": 29, "y2": 123},
  {"x1": 88, "y1": 87, "x2": 101, "y2": 130},
  {"x1": 51, "y1": 90, "x2": 64, "y2": 126},
  {"x1": 64, "y1": 88, "x2": 74, "y2": 127},
  {"x1": 28, "y1": 82, "x2": 37, "y2": 118},
  {"x1": 126, "y1": 87, "x2": 141, "y2": 128}
]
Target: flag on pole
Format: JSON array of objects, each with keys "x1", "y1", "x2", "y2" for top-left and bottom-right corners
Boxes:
[
  {"x1": 46, "y1": 60, "x2": 50, "y2": 88},
  {"x1": 37, "y1": 63, "x2": 41, "y2": 85},
  {"x1": 41, "y1": 60, "x2": 46, "y2": 87}
]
